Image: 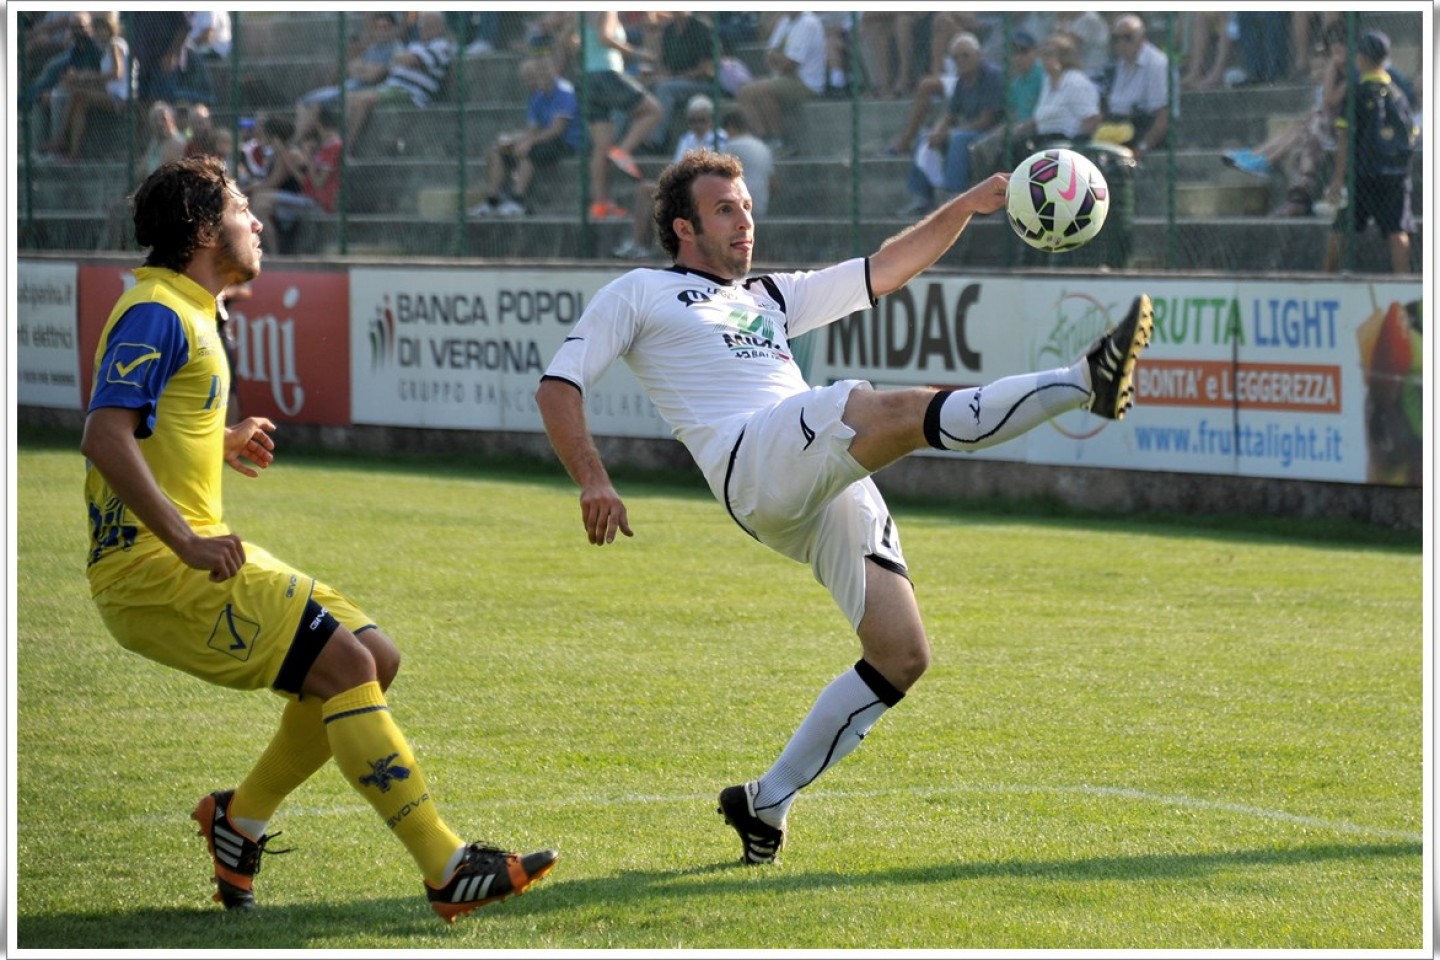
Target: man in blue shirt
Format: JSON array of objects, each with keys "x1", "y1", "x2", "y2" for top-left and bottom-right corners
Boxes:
[
  {"x1": 471, "y1": 55, "x2": 581, "y2": 218},
  {"x1": 901, "y1": 32, "x2": 1004, "y2": 214}
]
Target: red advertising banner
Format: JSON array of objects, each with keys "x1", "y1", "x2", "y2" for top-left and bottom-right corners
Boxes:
[{"x1": 77, "y1": 265, "x2": 351, "y2": 424}]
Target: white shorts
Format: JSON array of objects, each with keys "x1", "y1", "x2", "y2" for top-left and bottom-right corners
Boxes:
[{"x1": 722, "y1": 380, "x2": 908, "y2": 629}]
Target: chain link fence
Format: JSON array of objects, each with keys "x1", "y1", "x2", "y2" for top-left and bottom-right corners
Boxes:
[{"x1": 16, "y1": 10, "x2": 1424, "y2": 274}]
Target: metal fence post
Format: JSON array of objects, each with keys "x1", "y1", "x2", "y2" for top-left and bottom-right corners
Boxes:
[{"x1": 337, "y1": 12, "x2": 349, "y2": 255}]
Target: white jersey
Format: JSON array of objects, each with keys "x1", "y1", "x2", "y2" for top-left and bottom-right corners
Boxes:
[{"x1": 543, "y1": 257, "x2": 876, "y2": 491}]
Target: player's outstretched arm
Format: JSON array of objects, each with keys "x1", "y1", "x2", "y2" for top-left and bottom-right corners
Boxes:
[
  {"x1": 535, "y1": 378, "x2": 634, "y2": 546},
  {"x1": 81, "y1": 407, "x2": 247, "y2": 581},
  {"x1": 224, "y1": 416, "x2": 277, "y2": 478},
  {"x1": 868, "y1": 172, "x2": 1009, "y2": 298}
]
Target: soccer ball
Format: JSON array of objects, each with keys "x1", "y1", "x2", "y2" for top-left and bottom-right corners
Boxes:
[{"x1": 1005, "y1": 148, "x2": 1109, "y2": 252}]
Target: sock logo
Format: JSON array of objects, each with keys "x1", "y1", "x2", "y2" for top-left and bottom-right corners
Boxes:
[
  {"x1": 359, "y1": 752, "x2": 412, "y2": 793},
  {"x1": 969, "y1": 387, "x2": 983, "y2": 423}
]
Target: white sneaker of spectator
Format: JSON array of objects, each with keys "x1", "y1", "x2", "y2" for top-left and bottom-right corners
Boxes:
[
  {"x1": 495, "y1": 199, "x2": 526, "y2": 218},
  {"x1": 468, "y1": 200, "x2": 499, "y2": 218},
  {"x1": 612, "y1": 239, "x2": 649, "y2": 260}
]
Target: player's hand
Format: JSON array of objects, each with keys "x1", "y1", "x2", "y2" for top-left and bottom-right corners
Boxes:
[
  {"x1": 962, "y1": 172, "x2": 1010, "y2": 215},
  {"x1": 224, "y1": 417, "x2": 276, "y2": 477},
  {"x1": 579, "y1": 483, "x2": 633, "y2": 546},
  {"x1": 177, "y1": 531, "x2": 247, "y2": 582}
]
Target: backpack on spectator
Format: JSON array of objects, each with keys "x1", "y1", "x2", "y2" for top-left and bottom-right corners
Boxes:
[{"x1": 1366, "y1": 78, "x2": 1415, "y2": 175}]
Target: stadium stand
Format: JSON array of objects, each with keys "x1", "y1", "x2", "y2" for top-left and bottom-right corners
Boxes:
[{"x1": 16, "y1": 11, "x2": 1423, "y2": 273}]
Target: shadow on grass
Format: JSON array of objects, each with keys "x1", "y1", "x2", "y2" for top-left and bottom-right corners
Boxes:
[{"x1": 17, "y1": 840, "x2": 1421, "y2": 949}]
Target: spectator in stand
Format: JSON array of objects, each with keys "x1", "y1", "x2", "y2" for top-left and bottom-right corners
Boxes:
[
  {"x1": 1012, "y1": 33, "x2": 1102, "y2": 149},
  {"x1": 580, "y1": 10, "x2": 663, "y2": 222},
  {"x1": 130, "y1": 10, "x2": 190, "y2": 107},
  {"x1": 469, "y1": 54, "x2": 581, "y2": 219},
  {"x1": 246, "y1": 115, "x2": 307, "y2": 248},
  {"x1": 176, "y1": 9, "x2": 233, "y2": 105},
  {"x1": 141, "y1": 100, "x2": 188, "y2": 177},
  {"x1": 1094, "y1": 15, "x2": 1173, "y2": 160},
  {"x1": 898, "y1": 32, "x2": 1002, "y2": 216},
  {"x1": 859, "y1": 11, "x2": 926, "y2": 99},
  {"x1": 1233, "y1": 11, "x2": 1290, "y2": 86},
  {"x1": 884, "y1": 15, "x2": 987, "y2": 156},
  {"x1": 1323, "y1": 31, "x2": 1416, "y2": 274},
  {"x1": 612, "y1": 94, "x2": 729, "y2": 259},
  {"x1": 964, "y1": 30, "x2": 1054, "y2": 181},
  {"x1": 22, "y1": 11, "x2": 78, "y2": 88},
  {"x1": 29, "y1": 12, "x2": 101, "y2": 151},
  {"x1": 182, "y1": 102, "x2": 219, "y2": 158},
  {"x1": 294, "y1": 11, "x2": 405, "y2": 144},
  {"x1": 1053, "y1": 10, "x2": 1110, "y2": 84},
  {"x1": 1179, "y1": 11, "x2": 1233, "y2": 91},
  {"x1": 344, "y1": 11, "x2": 457, "y2": 151},
  {"x1": 40, "y1": 12, "x2": 130, "y2": 161},
  {"x1": 719, "y1": 109, "x2": 776, "y2": 217},
  {"x1": 1222, "y1": 20, "x2": 1348, "y2": 216},
  {"x1": 736, "y1": 10, "x2": 827, "y2": 158},
  {"x1": 818, "y1": 12, "x2": 859, "y2": 96},
  {"x1": 644, "y1": 12, "x2": 720, "y2": 156}
]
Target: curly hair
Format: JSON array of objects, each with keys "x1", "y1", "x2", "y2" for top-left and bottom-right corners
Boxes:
[
  {"x1": 653, "y1": 148, "x2": 746, "y2": 259},
  {"x1": 132, "y1": 156, "x2": 234, "y2": 273}
]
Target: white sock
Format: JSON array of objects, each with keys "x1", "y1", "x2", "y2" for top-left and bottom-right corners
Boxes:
[
  {"x1": 923, "y1": 362, "x2": 1090, "y2": 452},
  {"x1": 751, "y1": 662, "x2": 903, "y2": 827},
  {"x1": 231, "y1": 815, "x2": 269, "y2": 840},
  {"x1": 830, "y1": 68, "x2": 845, "y2": 89}
]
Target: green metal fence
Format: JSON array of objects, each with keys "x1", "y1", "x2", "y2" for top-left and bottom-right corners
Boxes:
[{"x1": 15, "y1": 10, "x2": 1423, "y2": 274}]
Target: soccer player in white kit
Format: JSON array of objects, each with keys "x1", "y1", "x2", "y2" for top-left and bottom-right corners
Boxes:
[{"x1": 537, "y1": 149, "x2": 1152, "y2": 864}]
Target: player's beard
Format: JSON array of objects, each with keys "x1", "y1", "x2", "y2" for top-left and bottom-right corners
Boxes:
[
  {"x1": 215, "y1": 227, "x2": 260, "y2": 285},
  {"x1": 691, "y1": 221, "x2": 751, "y2": 280}
]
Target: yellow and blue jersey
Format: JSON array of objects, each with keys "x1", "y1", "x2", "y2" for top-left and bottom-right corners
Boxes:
[{"x1": 85, "y1": 267, "x2": 229, "y2": 591}]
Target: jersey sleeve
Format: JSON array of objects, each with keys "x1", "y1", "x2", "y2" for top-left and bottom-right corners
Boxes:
[
  {"x1": 88, "y1": 302, "x2": 190, "y2": 438},
  {"x1": 770, "y1": 257, "x2": 876, "y2": 340},
  {"x1": 541, "y1": 278, "x2": 642, "y2": 395}
]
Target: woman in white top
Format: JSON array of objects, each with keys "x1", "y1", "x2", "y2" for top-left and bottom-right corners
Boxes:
[
  {"x1": 1015, "y1": 32, "x2": 1101, "y2": 146},
  {"x1": 46, "y1": 11, "x2": 130, "y2": 159}
]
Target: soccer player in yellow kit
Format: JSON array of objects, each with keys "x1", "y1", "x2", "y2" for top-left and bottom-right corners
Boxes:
[{"x1": 82, "y1": 156, "x2": 555, "y2": 921}]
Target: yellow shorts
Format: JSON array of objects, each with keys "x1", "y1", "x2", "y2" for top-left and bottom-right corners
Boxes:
[{"x1": 93, "y1": 539, "x2": 373, "y2": 694}]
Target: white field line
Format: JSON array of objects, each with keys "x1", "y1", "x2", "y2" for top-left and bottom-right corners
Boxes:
[{"x1": 109, "y1": 782, "x2": 1422, "y2": 843}]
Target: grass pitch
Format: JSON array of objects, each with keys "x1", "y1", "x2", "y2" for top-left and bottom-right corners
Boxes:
[{"x1": 12, "y1": 432, "x2": 1426, "y2": 951}]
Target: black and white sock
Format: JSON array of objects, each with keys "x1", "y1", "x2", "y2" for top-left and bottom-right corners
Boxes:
[
  {"x1": 923, "y1": 362, "x2": 1090, "y2": 452},
  {"x1": 751, "y1": 660, "x2": 904, "y2": 827}
]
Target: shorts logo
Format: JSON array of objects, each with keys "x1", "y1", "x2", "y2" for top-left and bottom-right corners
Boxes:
[
  {"x1": 106, "y1": 343, "x2": 162, "y2": 386},
  {"x1": 360, "y1": 753, "x2": 412, "y2": 793},
  {"x1": 208, "y1": 604, "x2": 260, "y2": 661}
]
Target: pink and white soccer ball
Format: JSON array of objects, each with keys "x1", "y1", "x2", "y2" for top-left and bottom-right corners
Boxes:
[{"x1": 1005, "y1": 148, "x2": 1110, "y2": 252}]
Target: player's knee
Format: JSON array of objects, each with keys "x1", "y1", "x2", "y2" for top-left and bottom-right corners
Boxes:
[{"x1": 358, "y1": 627, "x2": 401, "y2": 690}]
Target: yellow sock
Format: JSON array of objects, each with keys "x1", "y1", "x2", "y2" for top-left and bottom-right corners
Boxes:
[
  {"x1": 232, "y1": 696, "x2": 332, "y2": 825},
  {"x1": 322, "y1": 681, "x2": 463, "y2": 885}
]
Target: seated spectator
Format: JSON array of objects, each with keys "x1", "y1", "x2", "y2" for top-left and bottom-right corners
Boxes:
[
  {"x1": 28, "y1": 12, "x2": 101, "y2": 149},
  {"x1": 1011, "y1": 33, "x2": 1102, "y2": 147},
  {"x1": 736, "y1": 10, "x2": 827, "y2": 158},
  {"x1": 886, "y1": 21, "x2": 992, "y2": 156},
  {"x1": 1179, "y1": 11, "x2": 1233, "y2": 91},
  {"x1": 130, "y1": 10, "x2": 190, "y2": 107},
  {"x1": 1094, "y1": 14, "x2": 1173, "y2": 160},
  {"x1": 580, "y1": 10, "x2": 663, "y2": 221},
  {"x1": 1221, "y1": 21, "x2": 1348, "y2": 215},
  {"x1": 899, "y1": 32, "x2": 1002, "y2": 216},
  {"x1": 469, "y1": 54, "x2": 581, "y2": 219},
  {"x1": 344, "y1": 11, "x2": 457, "y2": 150},
  {"x1": 181, "y1": 102, "x2": 219, "y2": 158},
  {"x1": 643, "y1": 12, "x2": 720, "y2": 155},
  {"x1": 718, "y1": 109, "x2": 776, "y2": 217},
  {"x1": 174, "y1": 9, "x2": 233, "y2": 104},
  {"x1": 294, "y1": 11, "x2": 405, "y2": 143},
  {"x1": 1052, "y1": 10, "x2": 1110, "y2": 84},
  {"x1": 235, "y1": 117, "x2": 273, "y2": 191},
  {"x1": 969, "y1": 30, "x2": 1090, "y2": 180},
  {"x1": 859, "y1": 11, "x2": 926, "y2": 99},
  {"x1": 612, "y1": 94, "x2": 729, "y2": 259},
  {"x1": 40, "y1": 11, "x2": 129, "y2": 160},
  {"x1": 252, "y1": 109, "x2": 343, "y2": 253},
  {"x1": 1233, "y1": 12, "x2": 1290, "y2": 86},
  {"x1": 140, "y1": 100, "x2": 188, "y2": 178},
  {"x1": 818, "y1": 11, "x2": 859, "y2": 96}
]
